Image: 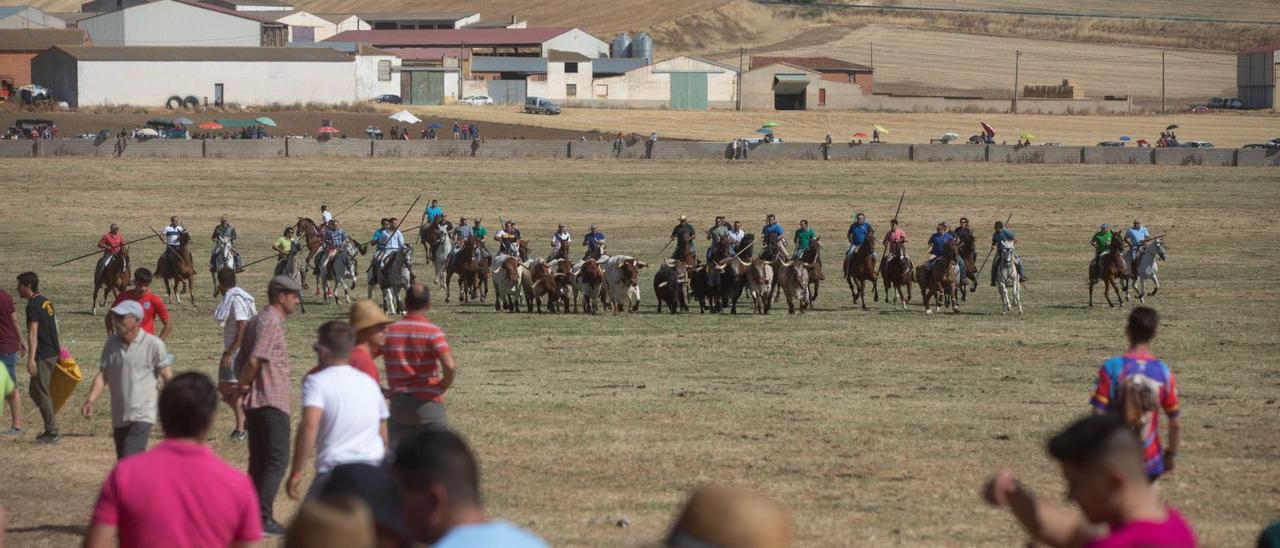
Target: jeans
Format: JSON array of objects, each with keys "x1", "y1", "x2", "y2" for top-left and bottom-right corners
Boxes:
[
  {"x1": 0, "y1": 352, "x2": 16, "y2": 386},
  {"x1": 247, "y1": 406, "x2": 290, "y2": 522},
  {"x1": 113, "y1": 421, "x2": 152, "y2": 459},
  {"x1": 388, "y1": 394, "x2": 448, "y2": 453},
  {"x1": 30, "y1": 356, "x2": 58, "y2": 435}
]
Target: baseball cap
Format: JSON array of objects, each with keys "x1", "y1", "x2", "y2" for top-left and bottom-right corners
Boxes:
[
  {"x1": 320, "y1": 463, "x2": 409, "y2": 542},
  {"x1": 268, "y1": 275, "x2": 302, "y2": 294},
  {"x1": 110, "y1": 300, "x2": 144, "y2": 320}
]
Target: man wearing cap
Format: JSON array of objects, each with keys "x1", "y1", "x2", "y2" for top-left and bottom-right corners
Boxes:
[
  {"x1": 286, "y1": 321, "x2": 388, "y2": 501},
  {"x1": 1091, "y1": 223, "x2": 1113, "y2": 269},
  {"x1": 81, "y1": 299, "x2": 173, "y2": 459},
  {"x1": 210, "y1": 215, "x2": 240, "y2": 274},
  {"x1": 582, "y1": 225, "x2": 606, "y2": 261},
  {"x1": 96, "y1": 223, "x2": 125, "y2": 274},
  {"x1": 670, "y1": 216, "x2": 696, "y2": 259},
  {"x1": 236, "y1": 274, "x2": 302, "y2": 536},
  {"x1": 382, "y1": 284, "x2": 456, "y2": 449},
  {"x1": 550, "y1": 224, "x2": 571, "y2": 260}
]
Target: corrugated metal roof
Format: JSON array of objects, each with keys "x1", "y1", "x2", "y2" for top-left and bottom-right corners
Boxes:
[
  {"x1": 313, "y1": 12, "x2": 355, "y2": 24},
  {"x1": 326, "y1": 27, "x2": 580, "y2": 47},
  {"x1": 774, "y1": 74, "x2": 809, "y2": 81},
  {"x1": 356, "y1": 12, "x2": 476, "y2": 22},
  {"x1": 547, "y1": 49, "x2": 589, "y2": 62},
  {"x1": 0, "y1": 28, "x2": 85, "y2": 51},
  {"x1": 46, "y1": 45, "x2": 351, "y2": 62},
  {"x1": 382, "y1": 46, "x2": 470, "y2": 60},
  {"x1": 751, "y1": 55, "x2": 872, "y2": 73},
  {"x1": 0, "y1": 6, "x2": 28, "y2": 16},
  {"x1": 79, "y1": 0, "x2": 280, "y2": 24},
  {"x1": 1239, "y1": 42, "x2": 1280, "y2": 54},
  {"x1": 470, "y1": 55, "x2": 545, "y2": 73},
  {"x1": 204, "y1": 0, "x2": 293, "y2": 7},
  {"x1": 592, "y1": 58, "x2": 647, "y2": 75}
]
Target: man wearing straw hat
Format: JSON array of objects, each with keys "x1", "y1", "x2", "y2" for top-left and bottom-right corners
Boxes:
[
  {"x1": 347, "y1": 299, "x2": 394, "y2": 383},
  {"x1": 81, "y1": 299, "x2": 173, "y2": 459}
]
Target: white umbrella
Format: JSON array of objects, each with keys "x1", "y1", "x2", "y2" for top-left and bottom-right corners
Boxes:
[
  {"x1": 388, "y1": 110, "x2": 422, "y2": 124},
  {"x1": 136, "y1": 128, "x2": 159, "y2": 137},
  {"x1": 943, "y1": 132, "x2": 960, "y2": 139}
]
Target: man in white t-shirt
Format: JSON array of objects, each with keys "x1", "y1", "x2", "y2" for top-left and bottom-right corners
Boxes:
[
  {"x1": 214, "y1": 268, "x2": 255, "y2": 442},
  {"x1": 320, "y1": 205, "x2": 333, "y2": 226},
  {"x1": 286, "y1": 320, "x2": 388, "y2": 500}
]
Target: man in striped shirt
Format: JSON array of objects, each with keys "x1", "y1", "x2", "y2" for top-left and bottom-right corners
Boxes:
[{"x1": 382, "y1": 283, "x2": 456, "y2": 451}]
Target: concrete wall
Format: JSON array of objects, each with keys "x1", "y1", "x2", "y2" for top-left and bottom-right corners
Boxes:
[
  {"x1": 206, "y1": 139, "x2": 286, "y2": 158},
  {"x1": 857, "y1": 95, "x2": 1131, "y2": 114},
  {"x1": 1237, "y1": 148, "x2": 1280, "y2": 167},
  {"x1": 988, "y1": 145, "x2": 1083, "y2": 164},
  {"x1": 79, "y1": 0, "x2": 261, "y2": 47},
  {"x1": 0, "y1": 140, "x2": 36, "y2": 157},
  {"x1": 1082, "y1": 147, "x2": 1154, "y2": 165},
  {"x1": 1152, "y1": 147, "x2": 1237, "y2": 166},
  {"x1": 65, "y1": 58, "x2": 355, "y2": 107},
  {"x1": 912, "y1": 144, "x2": 987, "y2": 162},
  {"x1": 827, "y1": 143, "x2": 912, "y2": 161},
  {"x1": 285, "y1": 138, "x2": 371, "y2": 157}
]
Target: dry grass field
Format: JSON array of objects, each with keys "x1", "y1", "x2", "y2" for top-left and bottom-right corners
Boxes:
[
  {"x1": 0, "y1": 158, "x2": 1277, "y2": 547},
  {"x1": 410, "y1": 104, "x2": 1280, "y2": 147}
]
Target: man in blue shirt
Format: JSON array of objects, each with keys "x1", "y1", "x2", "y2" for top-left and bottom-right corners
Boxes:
[
  {"x1": 381, "y1": 219, "x2": 405, "y2": 268},
  {"x1": 582, "y1": 225, "x2": 606, "y2": 260},
  {"x1": 925, "y1": 222, "x2": 965, "y2": 273},
  {"x1": 989, "y1": 220, "x2": 1026, "y2": 286},
  {"x1": 1125, "y1": 219, "x2": 1149, "y2": 271},
  {"x1": 760, "y1": 214, "x2": 785, "y2": 259},
  {"x1": 846, "y1": 212, "x2": 872, "y2": 259},
  {"x1": 421, "y1": 200, "x2": 443, "y2": 227}
]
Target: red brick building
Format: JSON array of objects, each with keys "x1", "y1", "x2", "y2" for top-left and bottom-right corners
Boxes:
[
  {"x1": 750, "y1": 55, "x2": 874, "y2": 95},
  {"x1": 0, "y1": 29, "x2": 88, "y2": 85}
]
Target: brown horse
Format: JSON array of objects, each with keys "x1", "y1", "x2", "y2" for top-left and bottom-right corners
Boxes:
[
  {"x1": 958, "y1": 236, "x2": 979, "y2": 300},
  {"x1": 293, "y1": 217, "x2": 324, "y2": 290},
  {"x1": 672, "y1": 229, "x2": 696, "y2": 268},
  {"x1": 917, "y1": 238, "x2": 962, "y2": 314},
  {"x1": 843, "y1": 228, "x2": 878, "y2": 310},
  {"x1": 1089, "y1": 231, "x2": 1129, "y2": 307},
  {"x1": 798, "y1": 237, "x2": 825, "y2": 306},
  {"x1": 445, "y1": 237, "x2": 482, "y2": 304},
  {"x1": 156, "y1": 232, "x2": 197, "y2": 307},
  {"x1": 881, "y1": 247, "x2": 914, "y2": 309},
  {"x1": 92, "y1": 247, "x2": 131, "y2": 315}
]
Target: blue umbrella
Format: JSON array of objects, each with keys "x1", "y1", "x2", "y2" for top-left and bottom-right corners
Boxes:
[
  {"x1": 1119, "y1": 135, "x2": 1132, "y2": 141},
  {"x1": 755, "y1": 127, "x2": 774, "y2": 135},
  {"x1": 429, "y1": 123, "x2": 444, "y2": 129}
]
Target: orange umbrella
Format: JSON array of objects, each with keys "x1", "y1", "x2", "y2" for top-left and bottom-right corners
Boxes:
[
  {"x1": 318, "y1": 126, "x2": 340, "y2": 134},
  {"x1": 198, "y1": 121, "x2": 223, "y2": 130}
]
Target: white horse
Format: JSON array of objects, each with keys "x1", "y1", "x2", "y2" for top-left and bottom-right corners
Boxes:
[
  {"x1": 993, "y1": 240, "x2": 1023, "y2": 315},
  {"x1": 431, "y1": 231, "x2": 453, "y2": 289},
  {"x1": 1129, "y1": 239, "x2": 1167, "y2": 303},
  {"x1": 210, "y1": 235, "x2": 237, "y2": 297}
]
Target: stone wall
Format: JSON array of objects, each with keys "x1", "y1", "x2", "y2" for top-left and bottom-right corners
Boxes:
[
  {"x1": 1152, "y1": 148, "x2": 1237, "y2": 167},
  {"x1": 1082, "y1": 147, "x2": 1154, "y2": 165},
  {"x1": 988, "y1": 145, "x2": 1083, "y2": 164},
  {"x1": 912, "y1": 144, "x2": 988, "y2": 162}
]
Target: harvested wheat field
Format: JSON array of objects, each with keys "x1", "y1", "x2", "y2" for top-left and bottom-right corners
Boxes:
[
  {"x1": 410, "y1": 105, "x2": 1279, "y2": 147},
  {"x1": 0, "y1": 157, "x2": 1276, "y2": 547}
]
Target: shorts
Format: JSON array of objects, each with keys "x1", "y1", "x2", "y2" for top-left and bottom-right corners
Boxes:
[
  {"x1": 218, "y1": 363, "x2": 238, "y2": 383},
  {"x1": 0, "y1": 352, "x2": 17, "y2": 384}
]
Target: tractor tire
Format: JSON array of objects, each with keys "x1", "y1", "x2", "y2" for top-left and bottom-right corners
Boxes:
[
  {"x1": 165, "y1": 95, "x2": 184, "y2": 110},
  {"x1": 183, "y1": 96, "x2": 200, "y2": 109}
]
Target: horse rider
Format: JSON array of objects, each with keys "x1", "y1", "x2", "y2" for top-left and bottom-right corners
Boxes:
[
  {"x1": 321, "y1": 218, "x2": 348, "y2": 275},
  {"x1": 953, "y1": 217, "x2": 976, "y2": 258},
  {"x1": 989, "y1": 221, "x2": 1026, "y2": 286},
  {"x1": 320, "y1": 204, "x2": 332, "y2": 225},
  {"x1": 472, "y1": 218, "x2": 490, "y2": 260},
  {"x1": 272, "y1": 227, "x2": 295, "y2": 259},
  {"x1": 924, "y1": 221, "x2": 964, "y2": 272},
  {"x1": 670, "y1": 215, "x2": 696, "y2": 260},
  {"x1": 161, "y1": 216, "x2": 187, "y2": 261},
  {"x1": 879, "y1": 218, "x2": 907, "y2": 274},
  {"x1": 1090, "y1": 223, "x2": 1113, "y2": 270},
  {"x1": 707, "y1": 216, "x2": 730, "y2": 262},
  {"x1": 447, "y1": 217, "x2": 475, "y2": 268},
  {"x1": 421, "y1": 199, "x2": 443, "y2": 228},
  {"x1": 97, "y1": 223, "x2": 125, "y2": 272},
  {"x1": 792, "y1": 219, "x2": 816, "y2": 260},
  {"x1": 728, "y1": 221, "x2": 746, "y2": 255},
  {"x1": 380, "y1": 218, "x2": 406, "y2": 270},
  {"x1": 583, "y1": 224, "x2": 606, "y2": 261},
  {"x1": 761, "y1": 214, "x2": 784, "y2": 259},
  {"x1": 209, "y1": 215, "x2": 240, "y2": 272},
  {"x1": 496, "y1": 220, "x2": 521, "y2": 256},
  {"x1": 1125, "y1": 219, "x2": 1149, "y2": 273},
  {"x1": 550, "y1": 224, "x2": 572, "y2": 260},
  {"x1": 846, "y1": 212, "x2": 872, "y2": 260}
]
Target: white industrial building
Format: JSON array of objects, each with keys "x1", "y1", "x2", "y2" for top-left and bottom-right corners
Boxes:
[
  {"x1": 327, "y1": 27, "x2": 608, "y2": 60},
  {"x1": 463, "y1": 55, "x2": 737, "y2": 109},
  {"x1": 354, "y1": 44, "x2": 400, "y2": 99},
  {"x1": 202, "y1": 0, "x2": 293, "y2": 13},
  {"x1": 77, "y1": 0, "x2": 287, "y2": 47},
  {"x1": 0, "y1": 6, "x2": 66, "y2": 29},
  {"x1": 32, "y1": 46, "x2": 355, "y2": 107}
]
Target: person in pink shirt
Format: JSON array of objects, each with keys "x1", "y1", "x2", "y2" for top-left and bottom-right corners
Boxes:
[
  {"x1": 981, "y1": 414, "x2": 1196, "y2": 548},
  {"x1": 84, "y1": 372, "x2": 262, "y2": 548}
]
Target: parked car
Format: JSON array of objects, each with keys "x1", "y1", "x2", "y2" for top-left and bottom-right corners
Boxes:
[
  {"x1": 524, "y1": 96, "x2": 560, "y2": 115},
  {"x1": 1242, "y1": 143, "x2": 1278, "y2": 149},
  {"x1": 1097, "y1": 141, "x2": 1126, "y2": 147},
  {"x1": 1268, "y1": 137, "x2": 1280, "y2": 146},
  {"x1": 1181, "y1": 141, "x2": 1214, "y2": 148},
  {"x1": 1208, "y1": 97, "x2": 1243, "y2": 109},
  {"x1": 1183, "y1": 105, "x2": 1214, "y2": 113},
  {"x1": 373, "y1": 94, "x2": 402, "y2": 104},
  {"x1": 459, "y1": 95, "x2": 494, "y2": 106}
]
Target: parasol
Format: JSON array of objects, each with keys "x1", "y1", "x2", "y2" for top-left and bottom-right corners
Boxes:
[
  {"x1": 174, "y1": 117, "x2": 194, "y2": 125},
  {"x1": 853, "y1": 132, "x2": 868, "y2": 138},
  {"x1": 1020, "y1": 133, "x2": 1035, "y2": 140},
  {"x1": 761, "y1": 121, "x2": 781, "y2": 128},
  {"x1": 389, "y1": 110, "x2": 422, "y2": 124},
  {"x1": 981, "y1": 121, "x2": 995, "y2": 136},
  {"x1": 755, "y1": 128, "x2": 774, "y2": 135},
  {"x1": 428, "y1": 123, "x2": 444, "y2": 129},
  {"x1": 136, "y1": 128, "x2": 159, "y2": 137},
  {"x1": 256, "y1": 116, "x2": 278, "y2": 127},
  {"x1": 198, "y1": 121, "x2": 223, "y2": 130},
  {"x1": 318, "y1": 126, "x2": 340, "y2": 134},
  {"x1": 1119, "y1": 135, "x2": 1132, "y2": 141},
  {"x1": 943, "y1": 132, "x2": 960, "y2": 139},
  {"x1": 1165, "y1": 124, "x2": 1179, "y2": 130},
  {"x1": 873, "y1": 125, "x2": 889, "y2": 134}
]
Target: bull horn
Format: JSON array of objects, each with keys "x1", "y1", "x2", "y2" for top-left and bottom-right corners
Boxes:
[{"x1": 657, "y1": 281, "x2": 668, "y2": 288}]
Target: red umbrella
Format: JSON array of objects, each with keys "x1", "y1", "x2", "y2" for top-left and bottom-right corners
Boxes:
[
  {"x1": 318, "y1": 126, "x2": 340, "y2": 134},
  {"x1": 980, "y1": 121, "x2": 995, "y2": 136},
  {"x1": 198, "y1": 121, "x2": 223, "y2": 130},
  {"x1": 853, "y1": 132, "x2": 868, "y2": 138}
]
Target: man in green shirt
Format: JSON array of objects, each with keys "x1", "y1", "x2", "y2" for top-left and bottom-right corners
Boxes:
[
  {"x1": 1091, "y1": 224, "x2": 1113, "y2": 269},
  {"x1": 471, "y1": 220, "x2": 490, "y2": 261},
  {"x1": 793, "y1": 220, "x2": 816, "y2": 260}
]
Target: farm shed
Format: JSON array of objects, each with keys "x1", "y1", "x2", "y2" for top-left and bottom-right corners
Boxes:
[
  {"x1": 0, "y1": 28, "x2": 86, "y2": 85},
  {"x1": 77, "y1": 0, "x2": 286, "y2": 47},
  {"x1": 1237, "y1": 42, "x2": 1278, "y2": 111},
  {"x1": 741, "y1": 61, "x2": 864, "y2": 111}
]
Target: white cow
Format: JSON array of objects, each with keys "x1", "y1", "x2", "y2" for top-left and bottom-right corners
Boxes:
[
  {"x1": 744, "y1": 257, "x2": 774, "y2": 314},
  {"x1": 602, "y1": 255, "x2": 648, "y2": 315},
  {"x1": 491, "y1": 254, "x2": 527, "y2": 312}
]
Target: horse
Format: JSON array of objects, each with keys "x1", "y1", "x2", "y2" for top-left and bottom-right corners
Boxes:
[
  {"x1": 1128, "y1": 238, "x2": 1167, "y2": 303},
  {"x1": 843, "y1": 229, "x2": 878, "y2": 310},
  {"x1": 881, "y1": 247, "x2": 914, "y2": 309},
  {"x1": 318, "y1": 239, "x2": 362, "y2": 305},
  {"x1": 798, "y1": 238, "x2": 824, "y2": 306},
  {"x1": 293, "y1": 218, "x2": 324, "y2": 290},
  {"x1": 210, "y1": 235, "x2": 237, "y2": 298},
  {"x1": 92, "y1": 247, "x2": 131, "y2": 315},
  {"x1": 156, "y1": 232, "x2": 196, "y2": 307},
  {"x1": 445, "y1": 237, "x2": 482, "y2": 304},
  {"x1": 430, "y1": 229, "x2": 453, "y2": 288},
  {"x1": 917, "y1": 238, "x2": 962, "y2": 314},
  {"x1": 993, "y1": 240, "x2": 1023, "y2": 314},
  {"x1": 377, "y1": 248, "x2": 415, "y2": 314},
  {"x1": 273, "y1": 240, "x2": 307, "y2": 314},
  {"x1": 957, "y1": 234, "x2": 979, "y2": 301},
  {"x1": 672, "y1": 229, "x2": 696, "y2": 268},
  {"x1": 1089, "y1": 232, "x2": 1128, "y2": 308}
]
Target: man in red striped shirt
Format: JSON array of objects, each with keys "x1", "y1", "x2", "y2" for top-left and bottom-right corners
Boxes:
[{"x1": 382, "y1": 283, "x2": 455, "y2": 450}]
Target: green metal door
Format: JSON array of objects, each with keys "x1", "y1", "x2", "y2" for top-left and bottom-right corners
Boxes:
[
  {"x1": 670, "y1": 72, "x2": 708, "y2": 110},
  {"x1": 410, "y1": 72, "x2": 445, "y2": 105}
]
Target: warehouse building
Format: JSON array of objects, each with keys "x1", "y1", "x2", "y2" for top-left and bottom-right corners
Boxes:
[
  {"x1": 0, "y1": 6, "x2": 67, "y2": 29},
  {"x1": 77, "y1": 0, "x2": 287, "y2": 47},
  {"x1": 33, "y1": 46, "x2": 354, "y2": 107},
  {"x1": 326, "y1": 27, "x2": 608, "y2": 60},
  {"x1": 587, "y1": 56, "x2": 737, "y2": 109},
  {"x1": 356, "y1": 12, "x2": 479, "y2": 30},
  {"x1": 741, "y1": 61, "x2": 865, "y2": 110},
  {"x1": 749, "y1": 55, "x2": 873, "y2": 95},
  {"x1": 202, "y1": 0, "x2": 293, "y2": 13},
  {"x1": 0, "y1": 28, "x2": 87, "y2": 84},
  {"x1": 1238, "y1": 42, "x2": 1278, "y2": 111}
]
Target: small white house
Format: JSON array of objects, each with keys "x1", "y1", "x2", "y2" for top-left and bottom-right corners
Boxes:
[
  {"x1": 273, "y1": 10, "x2": 333, "y2": 43},
  {"x1": 33, "y1": 45, "x2": 355, "y2": 107},
  {"x1": 354, "y1": 44, "x2": 400, "y2": 99}
]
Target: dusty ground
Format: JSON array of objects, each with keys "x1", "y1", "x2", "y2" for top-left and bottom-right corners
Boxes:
[{"x1": 0, "y1": 158, "x2": 1276, "y2": 547}]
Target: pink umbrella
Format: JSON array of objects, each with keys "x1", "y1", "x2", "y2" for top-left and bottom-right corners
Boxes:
[
  {"x1": 853, "y1": 132, "x2": 868, "y2": 138},
  {"x1": 981, "y1": 121, "x2": 995, "y2": 136},
  {"x1": 317, "y1": 126, "x2": 340, "y2": 134}
]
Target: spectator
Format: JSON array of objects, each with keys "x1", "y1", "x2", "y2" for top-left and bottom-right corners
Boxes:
[
  {"x1": 16, "y1": 271, "x2": 60, "y2": 444},
  {"x1": 1090, "y1": 306, "x2": 1180, "y2": 481},
  {"x1": 451, "y1": 121, "x2": 460, "y2": 140},
  {"x1": 348, "y1": 299, "x2": 393, "y2": 383},
  {"x1": 664, "y1": 485, "x2": 792, "y2": 548},
  {"x1": 0, "y1": 286, "x2": 21, "y2": 435},
  {"x1": 285, "y1": 497, "x2": 375, "y2": 548},
  {"x1": 1259, "y1": 522, "x2": 1280, "y2": 548},
  {"x1": 83, "y1": 372, "x2": 263, "y2": 548},
  {"x1": 981, "y1": 414, "x2": 1196, "y2": 547},
  {"x1": 395, "y1": 430, "x2": 546, "y2": 547},
  {"x1": 106, "y1": 268, "x2": 172, "y2": 340},
  {"x1": 236, "y1": 275, "x2": 302, "y2": 536},
  {"x1": 215, "y1": 267, "x2": 255, "y2": 441},
  {"x1": 286, "y1": 321, "x2": 388, "y2": 500},
  {"x1": 81, "y1": 300, "x2": 173, "y2": 459},
  {"x1": 382, "y1": 284, "x2": 456, "y2": 450},
  {"x1": 305, "y1": 462, "x2": 410, "y2": 547}
]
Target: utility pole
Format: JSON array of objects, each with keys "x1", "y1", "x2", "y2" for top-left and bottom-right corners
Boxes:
[
  {"x1": 870, "y1": 42, "x2": 874, "y2": 70},
  {"x1": 1161, "y1": 51, "x2": 1166, "y2": 112},
  {"x1": 737, "y1": 46, "x2": 744, "y2": 111},
  {"x1": 1012, "y1": 49, "x2": 1021, "y2": 114}
]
